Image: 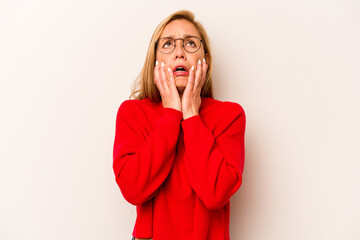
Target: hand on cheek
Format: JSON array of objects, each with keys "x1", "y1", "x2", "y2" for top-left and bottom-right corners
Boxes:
[
  {"x1": 153, "y1": 60, "x2": 182, "y2": 111},
  {"x1": 182, "y1": 58, "x2": 208, "y2": 120}
]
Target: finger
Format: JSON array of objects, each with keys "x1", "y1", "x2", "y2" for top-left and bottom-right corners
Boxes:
[
  {"x1": 193, "y1": 59, "x2": 203, "y2": 90},
  {"x1": 160, "y1": 62, "x2": 170, "y2": 91},
  {"x1": 200, "y1": 58, "x2": 208, "y2": 89},
  {"x1": 154, "y1": 60, "x2": 164, "y2": 93},
  {"x1": 184, "y1": 65, "x2": 196, "y2": 94},
  {"x1": 167, "y1": 67, "x2": 176, "y2": 90}
]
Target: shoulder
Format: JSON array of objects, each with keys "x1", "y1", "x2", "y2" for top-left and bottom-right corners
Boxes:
[
  {"x1": 117, "y1": 98, "x2": 158, "y2": 116},
  {"x1": 118, "y1": 99, "x2": 148, "y2": 111},
  {"x1": 201, "y1": 97, "x2": 245, "y2": 118},
  {"x1": 200, "y1": 98, "x2": 246, "y2": 137},
  {"x1": 116, "y1": 98, "x2": 164, "y2": 127}
]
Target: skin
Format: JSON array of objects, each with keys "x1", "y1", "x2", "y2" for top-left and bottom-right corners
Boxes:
[
  {"x1": 135, "y1": 19, "x2": 208, "y2": 240},
  {"x1": 154, "y1": 19, "x2": 209, "y2": 120}
]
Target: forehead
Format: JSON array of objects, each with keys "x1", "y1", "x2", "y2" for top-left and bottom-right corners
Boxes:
[{"x1": 160, "y1": 19, "x2": 201, "y2": 38}]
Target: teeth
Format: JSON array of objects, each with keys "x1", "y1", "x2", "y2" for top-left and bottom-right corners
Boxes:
[{"x1": 175, "y1": 67, "x2": 186, "y2": 71}]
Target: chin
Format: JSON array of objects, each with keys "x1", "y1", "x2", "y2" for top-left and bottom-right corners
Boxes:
[{"x1": 175, "y1": 76, "x2": 188, "y2": 89}]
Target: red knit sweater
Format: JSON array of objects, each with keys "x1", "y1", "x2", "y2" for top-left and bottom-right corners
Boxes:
[{"x1": 113, "y1": 97, "x2": 246, "y2": 240}]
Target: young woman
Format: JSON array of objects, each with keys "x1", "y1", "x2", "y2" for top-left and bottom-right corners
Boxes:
[{"x1": 113, "y1": 10, "x2": 246, "y2": 240}]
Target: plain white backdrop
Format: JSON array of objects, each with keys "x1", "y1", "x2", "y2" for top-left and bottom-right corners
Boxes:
[{"x1": 0, "y1": 0, "x2": 359, "y2": 239}]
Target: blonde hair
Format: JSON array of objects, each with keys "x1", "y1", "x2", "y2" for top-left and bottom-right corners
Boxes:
[{"x1": 130, "y1": 10, "x2": 213, "y2": 102}]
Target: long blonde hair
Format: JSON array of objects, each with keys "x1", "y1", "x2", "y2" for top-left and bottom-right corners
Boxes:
[{"x1": 130, "y1": 10, "x2": 213, "y2": 102}]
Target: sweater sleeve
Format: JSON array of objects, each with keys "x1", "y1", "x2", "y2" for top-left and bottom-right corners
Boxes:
[
  {"x1": 113, "y1": 100, "x2": 183, "y2": 206},
  {"x1": 181, "y1": 103, "x2": 246, "y2": 210}
]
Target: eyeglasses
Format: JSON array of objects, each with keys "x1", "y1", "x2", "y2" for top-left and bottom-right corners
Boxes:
[{"x1": 155, "y1": 36, "x2": 204, "y2": 54}]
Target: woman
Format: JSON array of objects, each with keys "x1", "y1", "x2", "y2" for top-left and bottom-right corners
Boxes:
[{"x1": 113, "y1": 10, "x2": 246, "y2": 240}]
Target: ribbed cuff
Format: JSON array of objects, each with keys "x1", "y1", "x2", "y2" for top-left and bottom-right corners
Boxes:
[
  {"x1": 158, "y1": 108, "x2": 183, "y2": 135},
  {"x1": 181, "y1": 115, "x2": 202, "y2": 132}
]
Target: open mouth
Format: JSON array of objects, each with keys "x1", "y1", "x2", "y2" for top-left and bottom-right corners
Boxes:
[
  {"x1": 175, "y1": 67, "x2": 186, "y2": 72},
  {"x1": 173, "y1": 65, "x2": 189, "y2": 76}
]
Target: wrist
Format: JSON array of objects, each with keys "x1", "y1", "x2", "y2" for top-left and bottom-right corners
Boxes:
[
  {"x1": 183, "y1": 111, "x2": 198, "y2": 120},
  {"x1": 162, "y1": 101, "x2": 181, "y2": 112}
]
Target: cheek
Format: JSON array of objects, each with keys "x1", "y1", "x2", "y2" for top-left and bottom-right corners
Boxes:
[
  {"x1": 156, "y1": 53, "x2": 169, "y2": 64},
  {"x1": 192, "y1": 52, "x2": 205, "y2": 63}
]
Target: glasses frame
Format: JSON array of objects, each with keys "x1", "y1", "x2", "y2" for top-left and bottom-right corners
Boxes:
[{"x1": 155, "y1": 36, "x2": 204, "y2": 54}]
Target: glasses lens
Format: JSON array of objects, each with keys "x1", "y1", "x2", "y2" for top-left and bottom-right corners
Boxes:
[
  {"x1": 157, "y1": 37, "x2": 202, "y2": 54},
  {"x1": 183, "y1": 37, "x2": 201, "y2": 53},
  {"x1": 158, "y1": 38, "x2": 175, "y2": 54}
]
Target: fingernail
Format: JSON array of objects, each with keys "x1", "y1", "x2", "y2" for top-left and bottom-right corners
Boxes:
[
  {"x1": 155, "y1": 60, "x2": 158, "y2": 66},
  {"x1": 161, "y1": 62, "x2": 164, "y2": 67},
  {"x1": 198, "y1": 59, "x2": 201, "y2": 65},
  {"x1": 191, "y1": 66, "x2": 195, "y2": 71},
  {"x1": 203, "y1": 58, "x2": 206, "y2": 63},
  {"x1": 167, "y1": 67, "x2": 172, "y2": 73}
]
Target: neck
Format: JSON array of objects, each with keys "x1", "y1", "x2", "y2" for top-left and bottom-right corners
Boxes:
[{"x1": 177, "y1": 87, "x2": 185, "y2": 99}]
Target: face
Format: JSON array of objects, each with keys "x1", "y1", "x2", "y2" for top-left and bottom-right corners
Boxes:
[{"x1": 156, "y1": 19, "x2": 208, "y2": 93}]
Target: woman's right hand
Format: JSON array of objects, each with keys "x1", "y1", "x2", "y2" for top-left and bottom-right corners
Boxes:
[{"x1": 154, "y1": 60, "x2": 182, "y2": 112}]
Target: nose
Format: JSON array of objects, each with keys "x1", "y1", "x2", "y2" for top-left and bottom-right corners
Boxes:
[{"x1": 173, "y1": 39, "x2": 186, "y2": 59}]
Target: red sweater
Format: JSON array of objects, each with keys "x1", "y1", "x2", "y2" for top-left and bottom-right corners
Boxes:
[{"x1": 113, "y1": 97, "x2": 246, "y2": 240}]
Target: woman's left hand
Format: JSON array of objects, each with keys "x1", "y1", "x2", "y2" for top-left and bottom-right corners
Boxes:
[{"x1": 181, "y1": 58, "x2": 208, "y2": 120}]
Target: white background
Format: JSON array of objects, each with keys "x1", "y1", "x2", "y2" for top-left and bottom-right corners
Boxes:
[{"x1": 1, "y1": 0, "x2": 359, "y2": 239}]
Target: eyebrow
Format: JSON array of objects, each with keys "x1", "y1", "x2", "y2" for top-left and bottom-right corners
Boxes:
[{"x1": 161, "y1": 33, "x2": 200, "y2": 39}]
